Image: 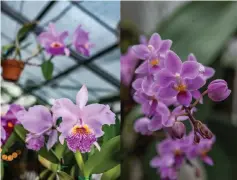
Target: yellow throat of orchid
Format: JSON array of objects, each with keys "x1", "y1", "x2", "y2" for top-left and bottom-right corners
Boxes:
[
  {"x1": 51, "y1": 42, "x2": 63, "y2": 48},
  {"x1": 150, "y1": 59, "x2": 159, "y2": 66},
  {"x1": 71, "y1": 124, "x2": 91, "y2": 135}
]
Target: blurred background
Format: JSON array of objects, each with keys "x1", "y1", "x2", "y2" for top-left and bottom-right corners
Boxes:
[
  {"x1": 121, "y1": 1, "x2": 237, "y2": 180},
  {"x1": 1, "y1": 1, "x2": 120, "y2": 179}
]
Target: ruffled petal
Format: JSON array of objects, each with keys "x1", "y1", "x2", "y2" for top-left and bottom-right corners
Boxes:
[
  {"x1": 165, "y1": 51, "x2": 182, "y2": 74},
  {"x1": 51, "y1": 98, "x2": 80, "y2": 123},
  {"x1": 82, "y1": 104, "x2": 115, "y2": 137},
  {"x1": 17, "y1": 105, "x2": 53, "y2": 134},
  {"x1": 76, "y1": 85, "x2": 88, "y2": 109}
]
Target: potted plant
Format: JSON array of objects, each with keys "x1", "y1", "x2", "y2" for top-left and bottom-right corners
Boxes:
[{"x1": 1, "y1": 22, "x2": 94, "y2": 82}]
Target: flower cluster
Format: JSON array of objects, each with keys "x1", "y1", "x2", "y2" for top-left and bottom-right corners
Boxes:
[
  {"x1": 1, "y1": 85, "x2": 115, "y2": 153},
  {"x1": 38, "y1": 23, "x2": 94, "y2": 57},
  {"x1": 131, "y1": 33, "x2": 231, "y2": 179}
]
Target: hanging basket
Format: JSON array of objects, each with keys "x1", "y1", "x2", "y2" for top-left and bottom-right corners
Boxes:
[{"x1": 1, "y1": 59, "x2": 24, "y2": 82}]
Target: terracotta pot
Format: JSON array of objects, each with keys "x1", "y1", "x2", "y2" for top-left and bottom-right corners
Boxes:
[{"x1": 1, "y1": 59, "x2": 24, "y2": 82}]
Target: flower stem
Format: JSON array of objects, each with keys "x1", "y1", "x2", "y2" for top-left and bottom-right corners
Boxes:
[
  {"x1": 191, "y1": 90, "x2": 208, "y2": 108},
  {"x1": 75, "y1": 151, "x2": 90, "y2": 178}
]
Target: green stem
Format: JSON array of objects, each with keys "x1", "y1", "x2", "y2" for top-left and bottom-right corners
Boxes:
[{"x1": 75, "y1": 151, "x2": 90, "y2": 178}]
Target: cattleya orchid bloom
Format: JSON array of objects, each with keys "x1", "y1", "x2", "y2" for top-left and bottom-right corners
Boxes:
[
  {"x1": 16, "y1": 105, "x2": 57, "y2": 151},
  {"x1": 52, "y1": 85, "x2": 115, "y2": 153},
  {"x1": 73, "y1": 25, "x2": 94, "y2": 57},
  {"x1": 1, "y1": 104, "x2": 24, "y2": 146},
  {"x1": 38, "y1": 23, "x2": 70, "y2": 56}
]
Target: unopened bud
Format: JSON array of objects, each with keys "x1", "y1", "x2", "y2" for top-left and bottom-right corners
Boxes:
[
  {"x1": 194, "y1": 133, "x2": 200, "y2": 144},
  {"x1": 171, "y1": 121, "x2": 186, "y2": 139},
  {"x1": 195, "y1": 121, "x2": 213, "y2": 139}
]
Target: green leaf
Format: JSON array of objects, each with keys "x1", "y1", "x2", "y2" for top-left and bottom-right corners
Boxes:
[
  {"x1": 17, "y1": 22, "x2": 37, "y2": 41},
  {"x1": 54, "y1": 142, "x2": 67, "y2": 160},
  {"x1": 101, "y1": 165, "x2": 121, "y2": 180},
  {"x1": 84, "y1": 136, "x2": 120, "y2": 175},
  {"x1": 1, "y1": 44, "x2": 15, "y2": 54},
  {"x1": 41, "y1": 60, "x2": 54, "y2": 80},
  {"x1": 158, "y1": 1, "x2": 237, "y2": 65},
  {"x1": 103, "y1": 117, "x2": 120, "y2": 143},
  {"x1": 38, "y1": 147, "x2": 60, "y2": 164},
  {"x1": 1, "y1": 132, "x2": 18, "y2": 154},
  {"x1": 14, "y1": 124, "x2": 27, "y2": 142},
  {"x1": 57, "y1": 171, "x2": 74, "y2": 180}
]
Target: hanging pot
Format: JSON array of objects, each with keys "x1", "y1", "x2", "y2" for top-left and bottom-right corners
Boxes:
[{"x1": 1, "y1": 59, "x2": 24, "y2": 82}]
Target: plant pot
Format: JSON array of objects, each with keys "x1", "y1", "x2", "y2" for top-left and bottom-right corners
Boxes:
[{"x1": 1, "y1": 59, "x2": 24, "y2": 82}]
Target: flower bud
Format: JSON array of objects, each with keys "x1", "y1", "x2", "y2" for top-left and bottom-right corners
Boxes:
[
  {"x1": 194, "y1": 133, "x2": 200, "y2": 144},
  {"x1": 171, "y1": 121, "x2": 186, "y2": 139},
  {"x1": 207, "y1": 79, "x2": 231, "y2": 102},
  {"x1": 195, "y1": 121, "x2": 213, "y2": 139}
]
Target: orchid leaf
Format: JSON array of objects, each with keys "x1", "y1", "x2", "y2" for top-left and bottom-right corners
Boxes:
[
  {"x1": 101, "y1": 164, "x2": 121, "y2": 180},
  {"x1": 16, "y1": 22, "x2": 37, "y2": 41},
  {"x1": 41, "y1": 60, "x2": 54, "y2": 80},
  {"x1": 14, "y1": 124, "x2": 27, "y2": 142},
  {"x1": 84, "y1": 136, "x2": 120, "y2": 175},
  {"x1": 1, "y1": 132, "x2": 18, "y2": 154},
  {"x1": 56, "y1": 171, "x2": 74, "y2": 180},
  {"x1": 38, "y1": 147, "x2": 60, "y2": 164}
]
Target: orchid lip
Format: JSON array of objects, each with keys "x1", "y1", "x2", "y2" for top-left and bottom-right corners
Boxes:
[{"x1": 51, "y1": 41, "x2": 63, "y2": 48}]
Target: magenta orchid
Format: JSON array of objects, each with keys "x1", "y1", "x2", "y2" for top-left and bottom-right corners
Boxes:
[
  {"x1": 52, "y1": 85, "x2": 115, "y2": 153},
  {"x1": 38, "y1": 23, "x2": 70, "y2": 56},
  {"x1": 1, "y1": 104, "x2": 24, "y2": 146},
  {"x1": 73, "y1": 25, "x2": 94, "y2": 57}
]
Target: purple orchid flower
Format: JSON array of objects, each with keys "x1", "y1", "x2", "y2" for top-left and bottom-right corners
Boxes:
[
  {"x1": 187, "y1": 53, "x2": 215, "y2": 104},
  {"x1": 51, "y1": 85, "x2": 115, "y2": 153},
  {"x1": 186, "y1": 135, "x2": 215, "y2": 166},
  {"x1": 156, "y1": 51, "x2": 205, "y2": 106},
  {"x1": 151, "y1": 154, "x2": 177, "y2": 180},
  {"x1": 38, "y1": 23, "x2": 70, "y2": 56},
  {"x1": 73, "y1": 25, "x2": 94, "y2": 57},
  {"x1": 17, "y1": 105, "x2": 58, "y2": 151},
  {"x1": 1, "y1": 104, "x2": 24, "y2": 146},
  {"x1": 121, "y1": 47, "x2": 140, "y2": 86},
  {"x1": 134, "y1": 117, "x2": 153, "y2": 135},
  {"x1": 132, "y1": 33, "x2": 172, "y2": 74},
  {"x1": 133, "y1": 76, "x2": 176, "y2": 116}
]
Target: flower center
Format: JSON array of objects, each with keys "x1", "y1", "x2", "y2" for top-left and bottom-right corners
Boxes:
[
  {"x1": 7, "y1": 122, "x2": 14, "y2": 128},
  {"x1": 147, "y1": 45, "x2": 153, "y2": 51},
  {"x1": 51, "y1": 42, "x2": 62, "y2": 48},
  {"x1": 150, "y1": 59, "x2": 159, "y2": 66},
  {"x1": 67, "y1": 124, "x2": 96, "y2": 153},
  {"x1": 174, "y1": 149, "x2": 182, "y2": 156},
  {"x1": 174, "y1": 84, "x2": 187, "y2": 92},
  {"x1": 84, "y1": 43, "x2": 89, "y2": 49}
]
